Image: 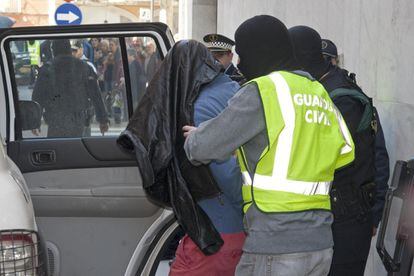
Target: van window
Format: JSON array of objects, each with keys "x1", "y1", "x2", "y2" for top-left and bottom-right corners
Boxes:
[
  {"x1": 9, "y1": 36, "x2": 161, "y2": 139},
  {"x1": 125, "y1": 37, "x2": 161, "y2": 111}
]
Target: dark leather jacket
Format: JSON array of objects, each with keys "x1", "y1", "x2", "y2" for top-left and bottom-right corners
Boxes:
[{"x1": 117, "y1": 40, "x2": 224, "y2": 255}]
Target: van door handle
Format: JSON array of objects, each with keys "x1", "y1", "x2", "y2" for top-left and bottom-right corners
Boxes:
[{"x1": 31, "y1": 150, "x2": 56, "y2": 165}]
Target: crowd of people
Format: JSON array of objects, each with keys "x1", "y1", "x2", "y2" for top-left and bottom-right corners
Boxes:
[{"x1": 82, "y1": 37, "x2": 160, "y2": 96}]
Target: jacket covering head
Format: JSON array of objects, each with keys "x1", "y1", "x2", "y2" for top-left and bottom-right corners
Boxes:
[
  {"x1": 117, "y1": 40, "x2": 224, "y2": 255},
  {"x1": 234, "y1": 15, "x2": 298, "y2": 80},
  {"x1": 288, "y1": 25, "x2": 330, "y2": 80}
]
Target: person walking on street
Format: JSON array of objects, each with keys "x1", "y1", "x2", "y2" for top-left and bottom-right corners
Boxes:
[{"x1": 32, "y1": 39, "x2": 108, "y2": 138}]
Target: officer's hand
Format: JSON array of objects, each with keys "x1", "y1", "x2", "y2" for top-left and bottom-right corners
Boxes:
[
  {"x1": 100, "y1": 123, "x2": 109, "y2": 135},
  {"x1": 372, "y1": 227, "x2": 377, "y2": 237},
  {"x1": 183, "y1": 125, "x2": 197, "y2": 139}
]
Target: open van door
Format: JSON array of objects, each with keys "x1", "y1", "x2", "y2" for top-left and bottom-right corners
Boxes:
[
  {"x1": 0, "y1": 23, "x2": 179, "y2": 276},
  {"x1": 377, "y1": 159, "x2": 414, "y2": 276}
]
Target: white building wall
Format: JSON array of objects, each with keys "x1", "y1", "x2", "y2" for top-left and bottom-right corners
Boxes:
[
  {"x1": 217, "y1": 1, "x2": 414, "y2": 275},
  {"x1": 80, "y1": 5, "x2": 139, "y2": 24},
  {"x1": 191, "y1": 0, "x2": 217, "y2": 41}
]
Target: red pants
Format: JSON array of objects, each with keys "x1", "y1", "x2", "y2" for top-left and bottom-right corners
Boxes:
[{"x1": 169, "y1": 232, "x2": 246, "y2": 276}]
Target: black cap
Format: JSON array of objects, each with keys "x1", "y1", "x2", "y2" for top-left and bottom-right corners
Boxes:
[
  {"x1": 203, "y1": 34, "x2": 234, "y2": 52},
  {"x1": 321, "y1": 39, "x2": 337, "y2": 58}
]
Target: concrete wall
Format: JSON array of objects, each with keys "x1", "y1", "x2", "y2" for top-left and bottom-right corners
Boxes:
[
  {"x1": 192, "y1": 0, "x2": 217, "y2": 41},
  {"x1": 217, "y1": 0, "x2": 414, "y2": 275}
]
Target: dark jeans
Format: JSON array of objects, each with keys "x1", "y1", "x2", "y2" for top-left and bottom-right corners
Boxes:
[{"x1": 329, "y1": 213, "x2": 373, "y2": 276}]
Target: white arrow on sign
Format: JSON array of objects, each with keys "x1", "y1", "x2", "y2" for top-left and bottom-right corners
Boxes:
[{"x1": 56, "y1": 11, "x2": 79, "y2": 24}]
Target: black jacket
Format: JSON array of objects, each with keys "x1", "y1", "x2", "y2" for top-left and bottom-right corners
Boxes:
[
  {"x1": 117, "y1": 40, "x2": 224, "y2": 255},
  {"x1": 371, "y1": 108, "x2": 390, "y2": 227},
  {"x1": 225, "y1": 63, "x2": 245, "y2": 83},
  {"x1": 321, "y1": 66, "x2": 376, "y2": 222}
]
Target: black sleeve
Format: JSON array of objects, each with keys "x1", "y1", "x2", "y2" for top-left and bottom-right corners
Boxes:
[
  {"x1": 32, "y1": 66, "x2": 51, "y2": 114},
  {"x1": 86, "y1": 65, "x2": 108, "y2": 124},
  {"x1": 372, "y1": 108, "x2": 390, "y2": 227},
  {"x1": 333, "y1": 96, "x2": 364, "y2": 136}
]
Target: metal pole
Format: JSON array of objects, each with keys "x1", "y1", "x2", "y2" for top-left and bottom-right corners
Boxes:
[
  {"x1": 150, "y1": 0, "x2": 154, "y2": 22},
  {"x1": 17, "y1": 0, "x2": 22, "y2": 13}
]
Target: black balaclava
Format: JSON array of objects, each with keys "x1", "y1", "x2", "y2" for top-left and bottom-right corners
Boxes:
[
  {"x1": 235, "y1": 15, "x2": 298, "y2": 81},
  {"x1": 288, "y1": 26, "x2": 330, "y2": 80}
]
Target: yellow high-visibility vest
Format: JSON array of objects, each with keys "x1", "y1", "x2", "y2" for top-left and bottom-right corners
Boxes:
[{"x1": 237, "y1": 71, "x2": 355, "y2": 213}]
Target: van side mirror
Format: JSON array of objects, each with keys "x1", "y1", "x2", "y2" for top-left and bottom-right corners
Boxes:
[{"x1": 19, "y1": 100, "x2": 42, "y2": 131}]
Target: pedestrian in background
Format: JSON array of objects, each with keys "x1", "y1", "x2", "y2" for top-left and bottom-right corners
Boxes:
[{"x1": 32, "y1": 39, "x2": 108, "y2": 138}]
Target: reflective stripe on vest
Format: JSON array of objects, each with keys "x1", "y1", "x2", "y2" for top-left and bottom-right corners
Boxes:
[
  {"x1": 241, "y1": 171, "x2": 330, "y2": 195},
  {"x1": 238, "y1": 71, "x2": 354, "y2": 213}
]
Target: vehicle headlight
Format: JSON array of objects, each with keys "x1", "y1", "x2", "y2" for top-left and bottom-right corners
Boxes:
[{"x1": 0, "y1": 231, "x2": 43, "y2": 276}]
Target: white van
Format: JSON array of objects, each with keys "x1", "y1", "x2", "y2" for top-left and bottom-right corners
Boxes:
[
  {"x1": 0, "y1": 135, "x2": 44, "y2": 275},
  {"x1": 0, "y1": 23, "x2": 180, "y2": 276}
]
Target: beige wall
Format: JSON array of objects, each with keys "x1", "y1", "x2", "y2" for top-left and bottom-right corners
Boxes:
[{"x1": 217, "y1": 0, "x2": 414, "y2": 275}]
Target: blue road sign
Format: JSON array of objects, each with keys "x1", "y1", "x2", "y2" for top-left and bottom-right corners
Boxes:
[{"x1": 55, "y1": 3, "x2": 82, "y2": 26}]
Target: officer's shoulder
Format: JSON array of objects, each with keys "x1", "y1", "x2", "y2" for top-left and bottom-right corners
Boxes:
[
  {"x1": 330, "y1": 87, "x2": 365, "y2": 109},
  {"x1": 78, "y1": 59, "x2": 94, "y2": 72},
  {"x1": 220, "y1": 73, "x2": 240, "y2": 88},
  {"x1": 205, "y1": 73, "x2": 237, "y2": 91},
  {"x1": 238, "y1": 81, "x2": 259, "y2": 96},
  {"x1": 288, "y1": 70, "x2": 315, "y2": 81}
]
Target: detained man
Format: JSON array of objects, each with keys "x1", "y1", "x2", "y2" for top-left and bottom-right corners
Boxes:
[
  {"x1": 168, "y1": 40, "x2": 245, "y2": 276},
  {"x1": 183, "y1": 15, "x2": 355, "y2": 276}
]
